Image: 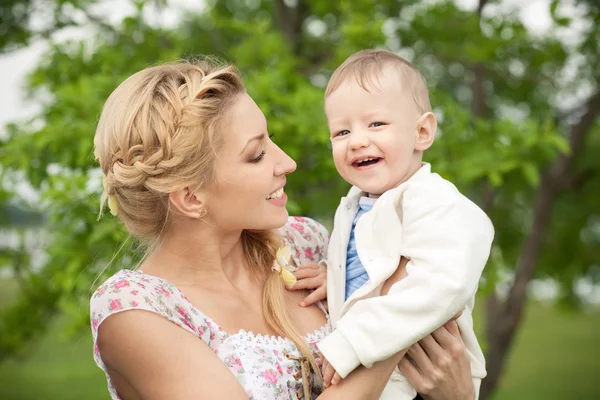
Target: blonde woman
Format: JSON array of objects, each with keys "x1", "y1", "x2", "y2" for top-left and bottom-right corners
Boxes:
[{"x1": 90, "y1": 59, "x2": 474, "y2": 399}]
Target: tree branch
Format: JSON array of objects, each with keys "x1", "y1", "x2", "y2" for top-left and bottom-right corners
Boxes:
[
  {"x1": 549, "y1": 89, "x2": 600, "y2": 183},
  {"x1": 481, "y1": 87, "x2": 600, "y2": 399},
  {"x1": 478, "y1": 0, "x2": 490, "y2": 16},
  {"x1": 273, "y1": 0, "x2": 306, "y2": 53},
  {"x1": 508, "y1": 87, "x2": 600, "y2": 307}
]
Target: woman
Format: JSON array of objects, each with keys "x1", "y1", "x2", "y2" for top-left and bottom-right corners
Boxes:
[{"x1": 90, "y1": 58, "x2": 475, "y2": 399}]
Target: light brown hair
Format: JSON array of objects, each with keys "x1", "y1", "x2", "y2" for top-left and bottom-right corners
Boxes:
[
  {"x1": 93, "y1": 59, "x2": 321, "y2": 383},
  {"x1": 326, "y1": 49, "x2": 432, "y2": 113}
]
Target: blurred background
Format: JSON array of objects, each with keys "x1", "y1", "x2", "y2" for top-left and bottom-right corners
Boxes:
[{"x1": 0, "y1": 0, "x2": 599, "y2": 399}]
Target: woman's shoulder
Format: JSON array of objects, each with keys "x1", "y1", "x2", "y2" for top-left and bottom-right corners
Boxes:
[
  {"x1": 90, "y1": 269, "x2": 200, "y2": 339},
  {"x1": 279, "y1": 216, "x2": 330, "y2": 266}
]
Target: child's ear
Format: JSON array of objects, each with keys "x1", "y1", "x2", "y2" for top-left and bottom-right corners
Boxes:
[{"x1": 414, "y1": 112, "x2": 437, "y2": 151}]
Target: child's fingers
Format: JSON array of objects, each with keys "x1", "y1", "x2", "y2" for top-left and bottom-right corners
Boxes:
[
  {"x1": 296, "y1": 263, "x2": 320, "y2": 270},
  {"x1": 287, "y1": 276, "x2": 323, "y2": 292},
  {"x1": 322, "y1": 360, "x2": 335, "y2": 388},
  {"x1": 293, "y1": 268, "x2": 320, "y2": 280},
  {"x1": 331, "y1": 372, "x2": 342, "y2": 385},
  {"x1": 300, "y1": 286, "x2": 326, "y2": 307}
]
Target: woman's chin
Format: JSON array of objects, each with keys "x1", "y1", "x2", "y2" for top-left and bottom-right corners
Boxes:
[{"x1": 264, "y1": 209, "x2": 290, "y2": 230}]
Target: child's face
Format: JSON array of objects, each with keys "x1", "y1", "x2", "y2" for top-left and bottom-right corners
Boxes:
[{"x1": 326, "y1": 66, "x2": 431, "y2": 197}]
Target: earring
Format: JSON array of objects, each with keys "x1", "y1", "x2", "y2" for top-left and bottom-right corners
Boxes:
[{"x1": 198, "y1": 209, "x2": 207, "y2": 219}]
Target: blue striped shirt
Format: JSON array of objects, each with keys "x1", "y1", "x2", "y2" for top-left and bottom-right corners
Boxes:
[{"x1": 345, "y1": 197, "x2": 376, "y2": 300}]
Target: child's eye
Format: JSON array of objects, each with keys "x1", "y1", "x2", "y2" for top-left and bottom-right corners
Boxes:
[
  {"x1": 370, "y1": 122, "x2": 385, "y2": 128},
  {"x1": 334, "y1": 129, "x2": 350, "y2": 137}
]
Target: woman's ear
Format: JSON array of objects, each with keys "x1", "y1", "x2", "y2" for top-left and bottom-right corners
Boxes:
[
  {"x1": 169, "y1": 187, "x2": 207, "y2": 219},
  {"x1": 414, "y1": 112, "x2": 437, "y2": 151}
]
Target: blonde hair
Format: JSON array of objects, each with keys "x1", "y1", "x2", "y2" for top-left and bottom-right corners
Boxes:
[
  {"x1": 94, "y1": 59, "x2": 321, "y2": 383},
  {"x1": 326, "y1": 49, "x2": 432, "y2": 114}
]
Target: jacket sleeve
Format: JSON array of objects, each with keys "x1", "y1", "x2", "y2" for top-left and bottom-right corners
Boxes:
[{"x1": 317, "y1": 181, "x2": 494, "y2": 378}]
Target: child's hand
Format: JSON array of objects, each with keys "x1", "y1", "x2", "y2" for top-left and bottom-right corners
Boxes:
[
  {"x1": 286, "y1": 262, "x2": 327, "y2": 307},
  {"x1": 321, "y1": 356, "x2": 342, "y2": 387}
]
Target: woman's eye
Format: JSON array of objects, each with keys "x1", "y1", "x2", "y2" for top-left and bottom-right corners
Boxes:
[
  {"x1": 370, "y1": 122, "x2": 385, "y2": 128},
  {"x1": 250, "y1": 150, "x2": 266, "y2": 163}
]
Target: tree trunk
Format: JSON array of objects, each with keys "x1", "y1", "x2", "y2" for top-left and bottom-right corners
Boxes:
[{"x1": 480, "y1": 89, "x2": 600, "y2": 399}]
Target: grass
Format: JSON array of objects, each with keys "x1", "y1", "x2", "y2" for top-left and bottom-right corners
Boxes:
[
  {"x1": 0, "y1": 276, "x2": 599, "y2": 400},
  {"x1": 0, "y1": 277, "x2": 107, "y2": 400},
  {"x1": 487, "y1": 303, "x2": 600, "y2": 400}
]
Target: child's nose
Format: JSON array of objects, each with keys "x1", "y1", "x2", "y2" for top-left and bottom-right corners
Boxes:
[{"x1": 348, "y1": 129, "x2": 369, "y2": 150}]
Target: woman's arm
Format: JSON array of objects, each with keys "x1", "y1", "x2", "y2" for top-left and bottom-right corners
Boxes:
[
  {"x1": 398, "y1": 321, "x2": 475, "y2": 400},
  {"x1": 98, "y1": 308, "x2": 405, "y2": 400},
  {"x1": 319, "y1": 349, "x2": 408, "y2": 400},
  {"x1": 97, "y1": 310, "x2": 249, "y2": 399}
]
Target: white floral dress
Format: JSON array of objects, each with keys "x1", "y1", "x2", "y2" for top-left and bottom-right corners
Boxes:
[{"x1": 90, "y1": 217, "x2": 331, "y2": 400}]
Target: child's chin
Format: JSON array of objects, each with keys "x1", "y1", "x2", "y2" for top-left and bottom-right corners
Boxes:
[{"x1": 356, "y1": 182, "x2": 386, "y2": 196}]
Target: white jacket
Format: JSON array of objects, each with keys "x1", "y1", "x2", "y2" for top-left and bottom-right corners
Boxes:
[{"x1": 317, "y1": 164, "x2": 494, "y2": 399}]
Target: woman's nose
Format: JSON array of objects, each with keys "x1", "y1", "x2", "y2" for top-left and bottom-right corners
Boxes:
[{"x1": 274, "y1": 146, "x2": 297, "y2": 176}]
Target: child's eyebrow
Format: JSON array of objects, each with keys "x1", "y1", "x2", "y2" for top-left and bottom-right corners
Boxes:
[
  {"x1": 360, "y1": 111, "x2": 385, "y2": 120},
  {"x1": 327, "y1": 117, "x2": 348, "y2": 127}
]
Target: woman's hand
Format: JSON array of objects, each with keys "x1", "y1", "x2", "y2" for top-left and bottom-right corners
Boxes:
[{"x1": 398, "y1": 321, "x2": 475, "y2": 400}]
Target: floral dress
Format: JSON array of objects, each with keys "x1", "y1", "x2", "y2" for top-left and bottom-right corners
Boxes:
[{"x1": 90, "y1": 217, "x2": 331, "y2": 400}]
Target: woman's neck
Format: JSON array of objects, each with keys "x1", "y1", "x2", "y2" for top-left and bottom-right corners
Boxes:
[{"x1": 142, "y1": 225, "x2": 252, "y2": 289}]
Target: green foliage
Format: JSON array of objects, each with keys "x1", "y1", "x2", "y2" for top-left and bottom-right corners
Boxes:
[{"x1": 0, "y1": 1, "x2": 598, "y2": 385}]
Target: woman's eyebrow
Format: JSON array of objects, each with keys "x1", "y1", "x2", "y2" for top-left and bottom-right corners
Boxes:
[{"x1": 239, "y1": 133, "x2": 265, "y2": 154}]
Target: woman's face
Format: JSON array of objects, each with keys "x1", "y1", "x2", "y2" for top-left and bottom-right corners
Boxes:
[{"x1": 205, "y1": 92, "x2": 297, "y2": 232}]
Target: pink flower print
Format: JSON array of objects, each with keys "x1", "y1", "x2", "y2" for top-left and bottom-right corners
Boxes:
[
  {"x1": 276, "y1": 363, "x2": 283, "y2": 375},
  {"x1": 183, "y1": 319, "x2": 195, "y2": 331},
  {"x1": 109, "y1": 299, "x2": 123, "y2": 311},
  {"x1": 94, "y1": 344, "x2": 99, "y2": 356},
  {"x1": 264, "y1": 369, "x2": 277, "y2": 385},
  {"x1": 131, "y1": 301, "x2": 139, "y2": 307},
  {"x1": 176, "y1": 305, "x2": 188, "y2": 318},
  {"x1": 233, "y1": 358, "x2": 244, "y2": 373},
  {"x1": 137, "y1": 282, "x2": 146, "y2": 289},
  {"x1": 304, "y1": 248, "x2": 314, "y2": 260},
  {"x1": 198, "y1": 326, "x2": 205, "y2": 336},
  {"x1": 290, "y1": 223, "x2": 304, "y2": 233},
  {"x1": 161, "y1": 287, "x2": 171, "y2": 298},
  {"x1": 130, "y1": 290, "x2": 139, "y2": 295},
  {"x1": 96, "y1": 286, "x2": 107, "y2": 296},
  {"x1": 113, "y1": 279, "x2": 130, "y2": 289},
  {"x1": 293, "y1": 216, "x2": 306, "y2": 223},
  {"x1": 92, "y1": 319, "x2": 99, "y2": 333}
]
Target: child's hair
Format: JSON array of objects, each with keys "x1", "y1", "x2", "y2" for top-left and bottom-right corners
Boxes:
[
  {"x1": 326, "y1": 49, "x2": 432, "y2": 114},
  {"x1": 93, "y1": 58, "x2": 322, "y2": 382}
]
